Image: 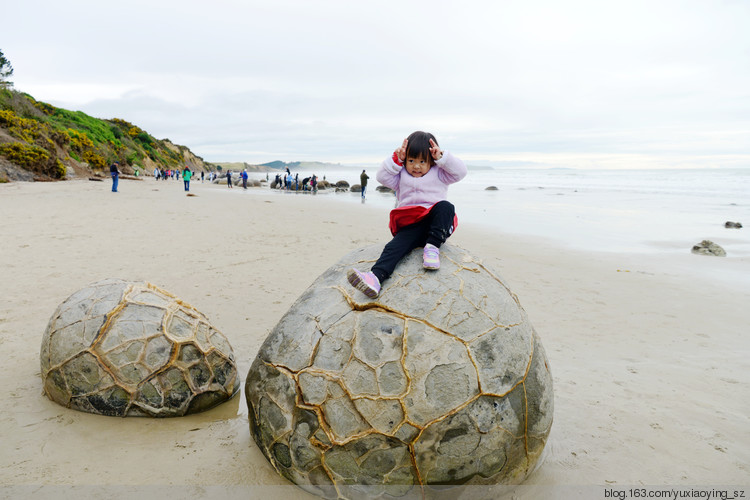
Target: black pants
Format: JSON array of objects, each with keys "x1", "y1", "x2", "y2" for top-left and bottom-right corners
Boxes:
[{"x1": 371, "y1": 200, "x2": 455, "y2": 283}]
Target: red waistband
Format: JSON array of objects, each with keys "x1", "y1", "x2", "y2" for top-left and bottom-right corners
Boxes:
[{"x1": 388, "y1": 204, "x2": 458, "y2": 236}]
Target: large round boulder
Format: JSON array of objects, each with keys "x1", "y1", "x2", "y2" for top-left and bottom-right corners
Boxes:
[
  {"x1": 41, "y1": 278, "x2": 240, "y2": 417},
  {"x1": 246, "y1": 245, "x2": 553, "y2": 496}
]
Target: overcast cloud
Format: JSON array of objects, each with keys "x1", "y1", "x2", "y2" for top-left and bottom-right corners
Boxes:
[{"x1": 4, "y1": 0, "x2": 750, "y2": 167}]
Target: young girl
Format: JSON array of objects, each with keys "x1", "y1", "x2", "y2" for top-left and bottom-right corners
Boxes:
[{"x1": 347, "y1": 131, "x2": 467, "y2": 298}]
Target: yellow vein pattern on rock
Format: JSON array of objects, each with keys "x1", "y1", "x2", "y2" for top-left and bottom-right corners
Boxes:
[
  {"x1": 40, "y1": 278, "x2": 240, "y2": 417},
  {"x1": 246, "y1": 245, "x2": 554, "y2": 498}
]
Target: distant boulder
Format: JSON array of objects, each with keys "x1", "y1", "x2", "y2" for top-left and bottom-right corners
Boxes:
[
  {"x1": 691, "y1": 240, "x2": 726, "y2": 257},
  {"x1": 335, "y1": 180, "x2": 350, "y2": 188},
  {"x1": 724, "y1": 221, "x2": 743, "y2": 229},
  {"x1": 350, "y1": 184, "x2": 362, "y2": 193},
  {"x1": 485, "y1": 186, "x2": 499, "y2": 191},
  {"x1": 375, "y1": 185, "x2": 394, "y2": 193}
]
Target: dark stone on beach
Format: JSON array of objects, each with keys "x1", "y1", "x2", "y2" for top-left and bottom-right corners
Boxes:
[
  {"x1": 350, "y1": 184, "x2": 362, "y2": 193},
  {"x1": 0, "y1": 158, "x2": 36, "y2": 182},
  {"x1": 88, "y1": 177, "x2": 103, "y2": 182},
  {"x1": 335, "y1": 180, "x2": 350, "y2": 188},
  {"x1": 691, "y1": 240, "x2": 726, "y2": 257},
  {"x1": 485, "y1": 186, "x2": 498, "y2": 191},
  {"x1": 724, "y1": 221, "x2": 743, "y2": 229},
  {"x1": 375, "y1": 186, "x2": 394, "y2": 193}
]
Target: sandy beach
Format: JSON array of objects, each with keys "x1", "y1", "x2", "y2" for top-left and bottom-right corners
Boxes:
[{"x1": 1, "y1": 178, "x2": 748, "y2": 498}]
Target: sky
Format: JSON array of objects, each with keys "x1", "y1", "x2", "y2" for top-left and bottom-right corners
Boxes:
[{"x1": 4, "y1": 0, "x2": 750, "y2": 168}]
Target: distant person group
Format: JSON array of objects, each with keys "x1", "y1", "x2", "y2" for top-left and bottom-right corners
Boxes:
[
  {"x1": 272, "y1": 167, "x2": 319, "y2": 192},
  {"x1": 110, "y1": 164, "x2": 331, "y2": 196},
  {"x1": 150, "y1": 166, "x2": 203, "y2": 191}
]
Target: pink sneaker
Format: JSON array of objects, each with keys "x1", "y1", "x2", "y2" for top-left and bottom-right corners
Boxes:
[
  {"x1": 347, "y1": 268, "x2": 381, "y2": 298},
  {"x1": 423, "y1": 244, "x2": 440, "y2": 270}
]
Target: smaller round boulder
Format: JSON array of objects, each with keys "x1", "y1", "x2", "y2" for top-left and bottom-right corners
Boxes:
[
  {"x1": 691, "y1": 240, "x2": 726, "y2": 257},
  {"x1": 40, "y1": 278, "x2": 240, "y2": 417}
]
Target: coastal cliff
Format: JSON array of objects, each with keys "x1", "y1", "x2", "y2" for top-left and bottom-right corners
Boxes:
[{"x1": 0, "y1": 89, "x2": 214, "y2": 182}]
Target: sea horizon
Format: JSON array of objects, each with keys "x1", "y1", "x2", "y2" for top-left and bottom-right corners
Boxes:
[{"x1": 238, "y1": 166, "x2": 749, "y2": 260}]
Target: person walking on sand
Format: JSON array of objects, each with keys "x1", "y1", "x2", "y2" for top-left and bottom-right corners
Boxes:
[
  {"x1": 360, "y1": 169, "x2": 369, "y2": 199},
  {"x1": 347, "y1": 131, "x2": 466, "y2": 298},
  {"x1": 109, "y1": 161, "x2": 120, "y2": 192},
  {"x1": 226, "y1": 170, "x2": 233, "y2": 188},
  {"x1": 183, "y1": 166, "x2": 192, "y2": 191}
]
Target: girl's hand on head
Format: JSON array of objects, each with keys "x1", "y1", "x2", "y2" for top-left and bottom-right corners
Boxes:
[
  {"x1": 429, "y1": 139, "x2": 443, "y2": 161},
  {"x1": 396, "y1": 139, "x2": 408, "y2": 162}
]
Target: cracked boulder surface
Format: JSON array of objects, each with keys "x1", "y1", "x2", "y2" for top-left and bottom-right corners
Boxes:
[
  {"x1": 40, "y1": 278, "x2": 240, "y2": 417},
  {"x1": 246, "y1": 244, "x2": 553, "y2": 497}
]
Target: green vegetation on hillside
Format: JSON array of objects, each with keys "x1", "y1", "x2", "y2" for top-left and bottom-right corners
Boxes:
[{"x1": 0, "y1": 88, "x2": 211, "y2": 181}]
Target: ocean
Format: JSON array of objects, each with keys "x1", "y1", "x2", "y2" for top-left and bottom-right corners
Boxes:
[{"x1": 251, "y1": 167, "x2": 750, "y2": 258}]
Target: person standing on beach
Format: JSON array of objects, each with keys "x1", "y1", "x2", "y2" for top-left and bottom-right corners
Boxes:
[
  {"x1": 347, "y1": 131, "x2": 466, "y2": 298},
  {"x1": 360, "y1": 169, "x2": 369, "y2": 199},
  {"x1": 201, "y1": 171, "x2": 205, "y2": 183},
  {"x1": 109, "y1": 161, "x2": 120, "y2": 192},
  {"x1": 241, "y1": 169, "x2": 248, "y2": 189},
  {"x1": 226, "y1": 170, "x2": 233, "y2": 188},
  {"x1": 183, "y1": 166, "x2": 192, "y2": 191}
]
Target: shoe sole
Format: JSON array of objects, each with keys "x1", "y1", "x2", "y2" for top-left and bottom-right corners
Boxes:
[
  {"x1": 347, "y1": 269, "x2": 378, "y2": 298},
  {"x1": 423, "y1": 262, "x2": 440, "y2": 270}
]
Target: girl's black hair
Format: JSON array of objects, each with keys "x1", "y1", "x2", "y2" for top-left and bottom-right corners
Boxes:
[{"x1": 405, "y1": 131, "x2": 439, "y2": 166}]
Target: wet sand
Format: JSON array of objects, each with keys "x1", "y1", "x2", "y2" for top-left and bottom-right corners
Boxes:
[{"x1": 1, "y1": 178, "x2": 748, "y2": 498}]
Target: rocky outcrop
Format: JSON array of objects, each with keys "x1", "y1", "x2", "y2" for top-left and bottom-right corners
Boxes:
[{"x1": 724, "y1": 221, "x2": 743, "y2": 229}]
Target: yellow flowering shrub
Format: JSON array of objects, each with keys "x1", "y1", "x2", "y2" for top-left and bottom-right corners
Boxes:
[
  {"x1": 0, "y1": 109, "x2": 42, "y2": 143},
  {"x1": 82, "y1": 150, "x2": 106, "y2": 170},
  {"x1": 66, "y1": 128, "x2": 95, "y2": 152},
  {"x1": 55, "y1": 159, "x2": 66, "y2": 177},
  {"x1": 0, "y1": 142, "x2": 51, "y2": 167}
]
